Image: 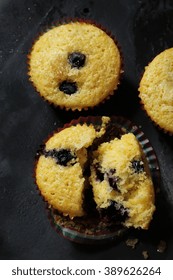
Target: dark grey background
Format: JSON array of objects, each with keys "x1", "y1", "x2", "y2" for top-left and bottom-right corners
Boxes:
[{"x1": 0, "y1": 0, "x2": 173, "y2": 259}]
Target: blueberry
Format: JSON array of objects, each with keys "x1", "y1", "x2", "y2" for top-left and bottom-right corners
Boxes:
[
  {"x1": 94, "y1": 164, "x2": 104, "y2": 181},
  {"x1": 108, "y1": 177, "x2": 119, "y2": 191},
  {"x1": 59, "y1": 80, "x2": 77, "y2": 95},
  {"x1": 109, "y1": 201, "x2": 128, "y2": 221},
  {"x1": 95, "y1": 166, "x2": 120, "y2": 190},
  {"x1": 131, "y1": 160, "x2": 144, "y2": 173},
  {"x1": 106, "y1": 169, "x2": 119, "y2": 191},
  {"x1": 100, "y1": 201, "x2": 128, "y2": 222},
  {"x1": 43, "y1": 149, "x2": 76, "y2": 166},
  {"x1": 35, "y1": 144, "x2": 45, "y2": 159},
  {"x1": 68, "y1": 52, "x2": 86, "y2": 68}
]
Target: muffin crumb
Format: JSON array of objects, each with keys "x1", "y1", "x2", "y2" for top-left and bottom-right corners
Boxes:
[
  {"x1": 142, "y1": 250, "x2": 149, "y2": 259},
  {"x1": 125, "y1": 238, "x2": 138, "y2": 249}
]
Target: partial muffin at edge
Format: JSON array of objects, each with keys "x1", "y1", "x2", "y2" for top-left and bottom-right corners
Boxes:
[{"x1": 139, "y1": 48, "x2": 173, "y2": 134}]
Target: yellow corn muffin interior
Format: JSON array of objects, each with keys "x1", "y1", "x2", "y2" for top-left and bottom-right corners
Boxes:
[
  {"x1": 28, "y1": 22, "x2": 121, "y2": 110},
  {"x1": 139, "y1": 48, "x2": 173, "y2": 134}
]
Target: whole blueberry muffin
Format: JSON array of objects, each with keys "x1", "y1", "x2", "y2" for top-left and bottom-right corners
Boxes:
[
  {"x1": 139, "y1": 48, "x2": 173, "y2": 134},
  {"x1": 90, "y1": 133, "x2": 155, "y2": 230},
  {"x1": 28, "y1": 22, "x2": 122, "y2": 110}
]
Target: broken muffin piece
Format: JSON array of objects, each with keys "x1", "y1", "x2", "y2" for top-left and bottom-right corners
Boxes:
[
  {"x1": 90, "y1": 133, "x2": 155, "y2": 229},
  {"x1": 35, "y1": 118, "x2": 109, "y2": 219}
]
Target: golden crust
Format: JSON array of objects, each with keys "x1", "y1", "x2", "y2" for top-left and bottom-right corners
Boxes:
[
  {"x1": 139, "y1": 48, "x2": 173, "y2": 134},
  {"x1": 28, "y1": 22, "x2": 121, "y2": 110}
]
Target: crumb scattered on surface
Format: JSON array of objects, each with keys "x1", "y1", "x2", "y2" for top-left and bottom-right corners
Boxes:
[
  {"x1": 142, "y1": 250, "x2": 149, "y2": 259},
  {"x1": 157, "y1": 240, "x2": 167, "y2": 253},
  {"x1": 125, "y1": 238, "x2": 139, "y2": 249}
]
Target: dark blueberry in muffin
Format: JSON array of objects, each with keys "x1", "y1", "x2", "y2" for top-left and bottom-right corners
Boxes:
[
  {"x1": 106, "y1": 169, "x2": 120, "y2": 191},
  {"x1": 100, "y1": 201, "x2": 128, "y2": 222},
  {"x1": 109, "y1": 169, "x2": 116, "y2": 175},
  {"x1": 131, "y1": 160, "x2": 144, "y2": 173},
  {"x1": 68, "y1": 52, "x2": 86, "y2": 68},
  {"x1": 35, "y1": 144, "x2": 45, "y2": 159},
  {"x1": 43, "y1": 149, "x2": 76, "y2": 166},
  {"x1": 94, "y1": 164, "x2": 104, "y2": 181},
  {"x1": 59, "y1": 80, "x2": 77, "y2": 95},
  {"x1": 108, "y1": 176, "x2": 119, "y2": 191}
]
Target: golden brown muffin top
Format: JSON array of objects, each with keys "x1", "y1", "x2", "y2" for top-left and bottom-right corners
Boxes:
[{"x1": 29, "y1": 22, "x2": 121, "y2": 110}]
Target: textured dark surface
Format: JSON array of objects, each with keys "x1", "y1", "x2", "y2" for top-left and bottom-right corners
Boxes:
[{"x1": 0, "y1": 0, "x2": 173, "y2": 260}]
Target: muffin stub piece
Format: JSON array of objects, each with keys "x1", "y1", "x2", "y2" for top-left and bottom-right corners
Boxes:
[
  {"x1": 139, "y1": 48, "x2": 173, "y2": 134},
  {"x1": 28, "y1": 22, "x2": 122, "y2": 110},
  {"x1": 90, "y1": 133, "x2": 155, "y2": 229},
  {"x1": 36, "y1": 120, "x2": 108, "y2": 219}
]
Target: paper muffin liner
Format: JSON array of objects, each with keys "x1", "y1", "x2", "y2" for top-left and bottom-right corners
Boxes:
[
  {"x1": 34, "y1": 116, "x2": 160, "y2": 244},
  {"x1": 27, "y1": 19, "x2": 123, "y2": 111}
]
